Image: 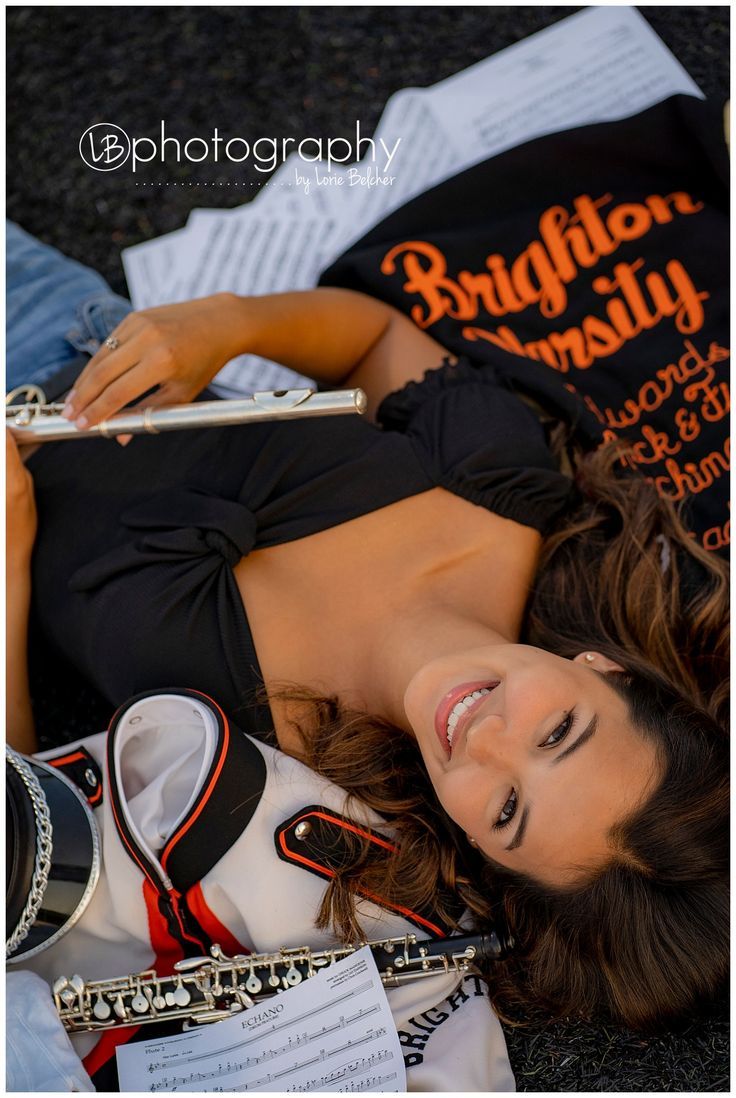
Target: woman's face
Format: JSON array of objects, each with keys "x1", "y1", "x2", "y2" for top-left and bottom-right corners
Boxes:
[{"x1": 403, "y1": 644, "x2": 661, "y2": 886}]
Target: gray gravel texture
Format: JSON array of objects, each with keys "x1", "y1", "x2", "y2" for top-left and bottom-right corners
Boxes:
[
  {"x1": 7, "y1": 6, "x2": 730, "y2": 1092},
  {"x1": 6, "y1": 6, "x2": 730, "y2": 293}
]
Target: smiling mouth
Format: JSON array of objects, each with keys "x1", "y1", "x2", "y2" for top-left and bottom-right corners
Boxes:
[{"x1": 434, "y1": 681, "x2": 500, "y2": 757}]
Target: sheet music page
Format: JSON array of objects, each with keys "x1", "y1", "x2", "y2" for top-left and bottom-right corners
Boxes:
[
  {"x1": 422, "y1": 5, "x2": 703, "y2": 166},
  {"x1": 339, "y1": 87, "x2": 461, "y2": 244},
  {"x1": 125, "y1": 208, "x2": 323, "y2": 394},
  {"x1": 122, "y1": 224, "x2": 193, "y2": 309},
  {"x1": 254, "y1": 151, "x2": 353, "y2": 222},
  {"x1": 331, "y1": 6, "x2": 704, "y2": 253},
  {"x1": 180, "y1": 209, "x2": 329, "y2": 394},
  {"x1": 115, "y1": 946, "x2": 406, "y2": 1093}
]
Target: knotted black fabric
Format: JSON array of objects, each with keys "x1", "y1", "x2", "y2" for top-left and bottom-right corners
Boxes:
[
  {"x1": 69, "y1": 488, "x2": 258, "y2": 590},
  {"x1": 376, "y1": 355, "x2": 576, "y2": 534}
]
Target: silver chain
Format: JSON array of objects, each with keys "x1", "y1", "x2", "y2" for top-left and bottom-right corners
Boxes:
[{"x1": 6, "y1": 747, "x2": 54, "y2": 958}]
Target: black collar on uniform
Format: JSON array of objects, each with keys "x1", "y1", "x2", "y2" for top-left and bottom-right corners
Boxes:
[{"x1": 105, "y1": 687, "x2": 267, "y2": 894}]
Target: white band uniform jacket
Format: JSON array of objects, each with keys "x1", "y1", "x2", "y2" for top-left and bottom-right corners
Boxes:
[{"x1": 21, "y1": 689, "x2": 515, "y2": 1092}]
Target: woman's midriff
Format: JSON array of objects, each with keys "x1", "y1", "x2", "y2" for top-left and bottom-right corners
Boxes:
[{"x1": 233, "y1": 486, "x2": 541, "y2": 750}]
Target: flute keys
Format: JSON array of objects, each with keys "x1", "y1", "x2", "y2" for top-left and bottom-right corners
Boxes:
[
  {"x1": 93, "y1": 994, "x2": 112, "y2": 1021},
  {"x1": 113, "y1": 994, "x2": 127, "y2": 1019},
  {"x1": 152, "y1": 992, "x2": 166, "y2": 1010}
]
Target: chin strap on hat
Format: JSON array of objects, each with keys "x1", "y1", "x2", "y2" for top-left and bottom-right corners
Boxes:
[{"x1": 6, "y1": 747, "x2": 54, "y2": 959}]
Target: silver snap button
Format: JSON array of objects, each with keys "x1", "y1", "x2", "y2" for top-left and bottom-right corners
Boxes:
[
  {"x1": 129, "y1": 716, "x2": 142, "y2": 725},
  {"x1": 84, "y1": 767, "x2": 98, "y2": 788},
  {"x1": 294, "y1": 821, "x2": 312, "y2": 840}
]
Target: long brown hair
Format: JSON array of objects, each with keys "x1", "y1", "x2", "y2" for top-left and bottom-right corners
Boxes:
[{"x1": 256, "y1": 439, "x2": 729, "y2": 1030}]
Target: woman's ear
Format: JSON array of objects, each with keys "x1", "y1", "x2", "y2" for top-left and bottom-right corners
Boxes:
[{"x1": 573, "y1": 651, "x2": 626, "y2": 673}]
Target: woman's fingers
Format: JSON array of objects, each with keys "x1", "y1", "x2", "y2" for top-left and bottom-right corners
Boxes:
[
  {"x1": 63, "y1": 346, "x2": 144, "y2": 425},
  {"x1": 6, "y1": 428, "x2": 25, "y2": 484},
  {"x1": 64, "y1": 297, "x2": 234, "y2": 428},
  {"x1": 112, "y1": 386, "x2": 175, "y2": 445},
  {"x1": 70, "y1": 357, "x2": 170, "y2": 429},
  {"x1": 113, "y1": 384, "x2": 181, "y2": 446},
  {"x1": 62, "y1": 313, "x2": 162, "y2": 425},
  {"x1": 63, "y1": 312, "x2": 139, "y2": 416},
  {"x1": 6, "y1": 428, "x2": 37, "y2": 546},
  {"x1": 6, "y1": 428, "x2": 34, "y2": 477}
]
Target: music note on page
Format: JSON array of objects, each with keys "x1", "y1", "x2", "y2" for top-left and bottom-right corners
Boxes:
[{"x1": 115, "y1": 947, "x2": 406, "y2": 1093}]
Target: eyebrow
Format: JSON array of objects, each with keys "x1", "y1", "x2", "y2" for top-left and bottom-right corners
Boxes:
[
  {"x1": 503, "y1": 714, "x2": 599, "y2": 852},
  {"x1": 504, "y1": 805, "x2": 530, "y2": 852}
]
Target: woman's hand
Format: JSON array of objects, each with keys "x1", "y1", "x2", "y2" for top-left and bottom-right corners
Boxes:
[
  {"x1": 61, "y1": 293, "x2": 241, "y2": 429},
  {"x1": 6, "y1": 429, "x2": 37, "y2": 561},
  {"x1": 61, "y1": 286, "x2": 453, "y2": 430}
]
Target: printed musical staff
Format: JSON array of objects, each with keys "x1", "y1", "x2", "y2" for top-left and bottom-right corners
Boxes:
[{"x1": 117, "y1": 947, "x2": 405, "y2": 1092}]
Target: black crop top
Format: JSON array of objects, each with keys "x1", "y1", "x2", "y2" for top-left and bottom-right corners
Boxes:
[{"x1": 27, "y1": 354, "x2": 574, "y2": 740}]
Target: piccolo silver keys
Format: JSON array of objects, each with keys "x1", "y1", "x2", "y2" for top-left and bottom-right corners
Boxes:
[{"x1": 53, "y1": 931, "x2": 507, "y2": 1033}]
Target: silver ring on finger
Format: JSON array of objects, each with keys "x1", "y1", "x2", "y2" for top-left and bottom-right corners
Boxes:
[{"x1": 104, "y1": 335, "x2": 120, "y2": 351}]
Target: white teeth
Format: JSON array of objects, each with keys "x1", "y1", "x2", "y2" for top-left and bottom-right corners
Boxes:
[{"x1": 446, "y1": 687, "x2": 492, "y2": 748}]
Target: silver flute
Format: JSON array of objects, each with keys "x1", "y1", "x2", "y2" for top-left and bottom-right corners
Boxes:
[
  {"x1": 6, "y1": 384, "x2": 367, "y2": 442},
  {"x1": 53, "y1": 931, "x2": 503, "y2": 1033}
]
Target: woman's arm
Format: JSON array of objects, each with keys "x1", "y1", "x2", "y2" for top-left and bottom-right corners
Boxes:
[
  {"x1": 6, "y1": 432, "x2": 38, "y2": 754},
  {"x1": 65, "y1": 288, "x2": 452, "y2": 427},
  {"x1": 220, "y1": 290, "x2": 455, "y2": 420}
]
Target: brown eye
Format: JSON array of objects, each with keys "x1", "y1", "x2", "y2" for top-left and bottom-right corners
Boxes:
[
  {"x1": 541, "y1": 710, "x2": 576, "y2": 748},
  {"x1": 494, "y1": 789, "x2": 517, "y2": 830}
]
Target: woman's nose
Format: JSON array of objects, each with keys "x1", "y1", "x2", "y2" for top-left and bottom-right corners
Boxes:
[{"x1": 464, "y1": 710, "x2": 509, "y2": 763}]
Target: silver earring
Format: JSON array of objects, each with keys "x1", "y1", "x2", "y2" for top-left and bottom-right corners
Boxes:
[{"x1": 584, "y1": 653, "x2": 595, "y2": 663}]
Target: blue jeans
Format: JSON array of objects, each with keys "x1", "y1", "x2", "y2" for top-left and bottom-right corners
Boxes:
[{"x1": 6, "y1": 221, "x2": 133, "y2": 401}]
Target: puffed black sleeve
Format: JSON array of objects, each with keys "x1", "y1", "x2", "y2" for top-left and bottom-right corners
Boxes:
[{"x1": 376, "y1": 355, "x2": 577, "y2": 534}]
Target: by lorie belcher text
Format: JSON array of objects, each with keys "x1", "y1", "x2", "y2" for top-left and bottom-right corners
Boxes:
[
  {"x1": 292, "y1": 126, "x2": 400, "y2": 195},
  {"x1": 294, "y1": 163, "x2": 397, "y2": 195}
]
